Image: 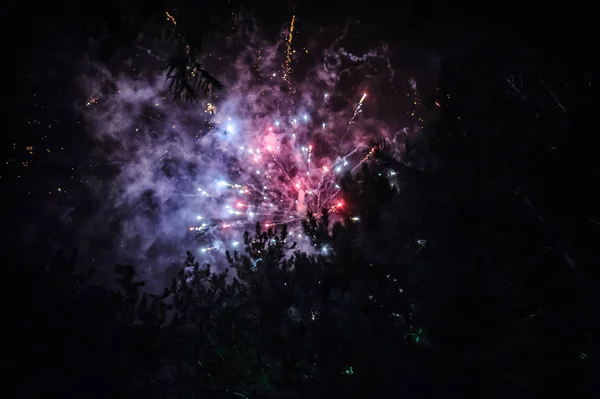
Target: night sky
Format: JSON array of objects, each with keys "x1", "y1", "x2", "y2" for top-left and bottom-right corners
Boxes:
[{"x1": 6, "y1": 1, "x2": 596, "y2": 286}]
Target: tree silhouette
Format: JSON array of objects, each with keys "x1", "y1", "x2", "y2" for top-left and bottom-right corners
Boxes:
[{"x1": 82, "y1": 0, "x2": 245, "y2": 100}]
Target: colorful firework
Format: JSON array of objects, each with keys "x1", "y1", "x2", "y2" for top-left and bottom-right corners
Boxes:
[
  {"x1": 184, "y1": 91, "x2": 370, "y2": 255},
  {"x1": 75, "y1": 18, "x2": 415, "y2": 272}
]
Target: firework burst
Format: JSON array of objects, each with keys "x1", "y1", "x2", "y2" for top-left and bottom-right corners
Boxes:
[
  {"x1": 187, "y1": 91, "x2": 369, "y2": 254},
  {"x1": 75, "y1": 17, "x2": 415, "y2": 274}
]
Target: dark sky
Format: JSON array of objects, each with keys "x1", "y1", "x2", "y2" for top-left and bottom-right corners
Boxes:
[
  {"x1": 13, "y1": 1, "x2": 596, "y2": 85},
  {"x1": 5, "y1": 0, "x2": 596, "y2": 271}
]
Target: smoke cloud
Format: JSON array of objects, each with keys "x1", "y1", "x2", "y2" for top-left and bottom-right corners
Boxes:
[{"x1": 66, "y1": 19, "x2": 413, "y2": 285}]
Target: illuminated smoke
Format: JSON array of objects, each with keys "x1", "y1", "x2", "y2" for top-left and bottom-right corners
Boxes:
[{"x1": 72, "y1": 18, "x2": 413, "y2": 282}]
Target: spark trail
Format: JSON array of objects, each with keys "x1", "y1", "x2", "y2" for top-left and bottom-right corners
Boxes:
[{"x1": 282, "y1": 15, "x2": 296, "y2": 92}]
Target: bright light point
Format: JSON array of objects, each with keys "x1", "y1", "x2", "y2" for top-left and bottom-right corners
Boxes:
[
  {"x1": 275, "y1": 121, "x2": 280, "y2": 126},
  {"x1": 236, "y1": 202, "x2": 244, "y2": 207},
  {"x1": 272, "y1": 73, "x2": 276, "y2": 77},
  {"x1": 292, "y1": 134, "x2": 296, "y2": 138},
  {"x1": 304, "y1": 114, "x2": 308, "y2": 120},
  {"x1": 217, "y1": 180, "x2": 227, "y2": 187},
  {"x1": 293, "y1": 119, "x2": 297, "y2": 123},
  {"x1": 226, "y1": 124, "x2": 234, "y2": 133},
  {"x1": 337, "y1": 201, "x2": 343, "y2": 207},
  {"x1": 324, "y1": 93, "x2": 328, "y2": 98},
  {"x1": 322, "y1": 123, "x2": 326, "y2": 128},
  {"x1": 296, "y1": 183, "x2": 300, "y2": 188},
  {"x1": 232, "y1": 241, "x2": 240, "y2": 247},
  {"x1": 266, "y1": 146, "x2": 271, "y2": 151},
  {"x1": 343, "y1": 160, "x2": 348, "y2": 166},
  {"x1": 336, "y1": 167, "x2": 341, "y2": 172},
  {"x1": 268, "y1": 127, "x2": 273, "y2": 131},
  {"x1": 201, "y1": 248, "x2": 207, "y2": 253},
  {"x1": 196, "y1": 216, "x2": 203, "y2": 220},
  {"x1": 240, "y1": 146, "x2": 244, "y2": 150},
  {"x1": 249, "y1": 149, "x2": 253, "y2": 153},
  {"x1": 228, "y1": 117, "x2": 231, "y2": 121},
  {"x1": 256, "y1": 170, "x2": 260, "y2": 174},
  {"x1": 248, "y1": 212, "x2": 254, "y2": 216}
]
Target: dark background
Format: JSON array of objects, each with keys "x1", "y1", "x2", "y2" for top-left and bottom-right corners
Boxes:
[{"x1": 5, "y1": 0, "x2": 597, "y2": 261}]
